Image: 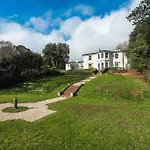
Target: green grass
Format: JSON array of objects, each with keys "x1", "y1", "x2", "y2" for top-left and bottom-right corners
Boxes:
[
  {"x1": 0, "y1": 75, "x2": 150, "y2": 150},
  {"x1": 0, "y1": 75, "x2": 88, "y2": 103},
  {"x1": 2, "y1": 107, "x2": 28, "y2": 113}
]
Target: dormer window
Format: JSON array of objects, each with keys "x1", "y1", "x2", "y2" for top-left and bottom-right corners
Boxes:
[
  {"x1": 98, "y1": 54, "x2": 100, "y2": 59},
  {"x1": 101, "y1": 53, "x2": 104, "y2": 58},
  {"x1": 89, "y1": 55, "x2": 92, "y2": 60}
]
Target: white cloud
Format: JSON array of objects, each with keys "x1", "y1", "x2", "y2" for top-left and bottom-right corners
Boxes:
[
  {"x1": 0, "y1": 21, "x2": 64, "y2": 53},
  {"x1": 25, "y1": 11, "x2": 52, "y2": 32},
  {"x1": 0, "y1": 0, "x2": 140, "y2": 60},
  {"x1": 60, "y1": 17, "x2": 82, "y2": 36},
  {"x1": 63, "y1": 8, "x2": 72, "y2": 17},
  {"x1": 25, "y1": 17, "x2": 49, "y2": 32},
  {"x1": 51, "y1": 17, "x2": 63, "y2": 28},
  {"x1": 68, "y1": 8, "x2": 133, "y2": 60},
  {"x1": 63, "y1": 4, "x2": 94, "y2": 17},
  {"x1": 8, "y1": 14, "x2": 19, "y2": 19},
  {"x1": 74, "y1": 5, "x2": 95, "y2": 16}
]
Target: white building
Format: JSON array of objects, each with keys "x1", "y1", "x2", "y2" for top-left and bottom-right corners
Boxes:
[
  {"x1": 113, "y1": 50, "x2": 128, "y2": 68},
  {"x1": 83, "y1": 49, "x2": 129, "y2": 70},
  {"x1": 66, "y1": 60, "x2": 83, "y2": 71}
]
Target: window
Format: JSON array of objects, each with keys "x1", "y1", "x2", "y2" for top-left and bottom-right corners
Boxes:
[
  {"x1": 98, "y1": 54, "x2": 100, "y2": 59},
  {"x1": 115, "y1": 53, "x2": 119, "y2": 59},
  {"x1": 105, "y1": 62, "x2": 109, "y2": 68},
  {"x1": 105, "y1": 53, "x2": 109, "y2": 58},
  {"x1": 89, "y1": 64, "x2": 92, "y2": 67},
  {"x1": 115, "y1": 62, "x2": 119, "y2": 67},
  {"x1": 98, "y1": 63, "x2": 100, "y2": 70},
  {"x1": 101, "y1": 53, "x2": 104, "y2": 58},
  {"x1": 101, "y1": 63, "x2": 104, "y2": 69},
  {"x1": 89, "y1": 55, "x2": 92, "y2": 60}
]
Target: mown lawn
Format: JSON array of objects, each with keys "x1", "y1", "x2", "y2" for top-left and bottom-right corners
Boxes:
[
  {"x1": 0, "y1": 75, "x2": 150, "y2": 150},
  {"x1": 0, "y1": 75, "x2": 88, "y2": 103}
]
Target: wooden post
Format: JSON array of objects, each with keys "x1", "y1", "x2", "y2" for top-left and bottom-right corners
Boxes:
[{"x1": 14, "y1": 97, "x2": 18, "y2": 109}]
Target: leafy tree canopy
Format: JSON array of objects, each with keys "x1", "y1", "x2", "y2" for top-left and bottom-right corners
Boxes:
[
  {"x1": 126, "y1": 20, "x2": 150, "y2": 72},
  {"x1": 43, "y1": 43, "x2": 70, "y2": 69},
  {"x1": 127, "y1": 0, "x2": 150, "y2": 24}
]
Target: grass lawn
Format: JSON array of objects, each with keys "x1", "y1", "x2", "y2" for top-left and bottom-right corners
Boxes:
[
  {"x1": 0, "y1": 74, "x2": 88, "y2": 103},
  {"x1": 0, "y1": 75, "x2": 150, "y2": 149},
  {"x1": 2, "y1": 107, "x2": 28, "y2": 113}
]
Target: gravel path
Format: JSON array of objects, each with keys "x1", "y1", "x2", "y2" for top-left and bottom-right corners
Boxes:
[
  {"x1": 0, "y1": 97, "x2": 66, "y2": 122},
  {"x1": 0, "y1": 76, "x2": 96, "y2": 122}
]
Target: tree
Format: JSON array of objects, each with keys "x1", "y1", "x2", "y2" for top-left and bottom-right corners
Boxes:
[
  {"x1": 126, "y1": 0, "x2": 150, "y2": 73},
  {"x1": 126, "y1": 22, "x2": 150, "y2": 72},
  {"x1": 0, "y1": 43, "x2": 43, "y2": 88},
  {"x1": 127, "y1": 0, "x2": 150, "y2": 24},
  {"x1": 0, "y1": 41, "x2": 16, "y2": 58},
  {"x1": 116, "y1": 41, "x2": 128, "y2": 51},
  {"x1": 43, "y1": 43, "x2": 70, "y2": 69},
  {"x1": 0, "y1": 57, "x2": 17, "y2": 88},
  {"x1": 57, "y1": 43, "x2": 70, "y2": 69}
]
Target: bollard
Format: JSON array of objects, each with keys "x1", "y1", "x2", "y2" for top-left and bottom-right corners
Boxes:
[
  {"x1": 71, "y1": 92, "x2": 74, "y2": 97},
  {"x1": 13, "y1": 97, "x2": 18, "y2": 109},
  {"x1": 58, "y1": 92, "x2": 62, "y2": 97}
]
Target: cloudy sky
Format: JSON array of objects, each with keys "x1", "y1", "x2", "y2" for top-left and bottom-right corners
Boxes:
[{"x1": 0, "y1": 0, "x2": 140, "y2": 60}]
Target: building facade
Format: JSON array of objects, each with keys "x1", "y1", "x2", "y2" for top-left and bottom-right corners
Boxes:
[
  {"x1": 83, "y1": 49, "x2": 128, "y2": 70},
  {"x1": 66, "y1": 60, "x2": 83, "y2": 71},
  {"x1": 113, "y1": 50, "x2": 128, "y2": 68}
]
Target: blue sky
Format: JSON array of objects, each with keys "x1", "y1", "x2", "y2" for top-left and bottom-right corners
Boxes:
[
  {"x1": 0, "y1": 0, "x2": 139, "y2": 60},
  {"x1": 1, "y1": 0, "x2": 128, "y2": 24}
]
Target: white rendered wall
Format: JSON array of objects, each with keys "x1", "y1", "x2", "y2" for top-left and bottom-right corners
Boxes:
[
  {"x1": 66, "y1": 64, "x2": 71, "y2": 70},
  {"x1": 113, "y1": 51, "x2": 128, "y2": 68},
  {"x1": 83, "y1": 52, "x2": 113, "y2": 70}
]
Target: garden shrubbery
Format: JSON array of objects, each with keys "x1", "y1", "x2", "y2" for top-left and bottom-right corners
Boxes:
[
  {"x1": 41, "y1": 69, "x2": 63, "y2": 77},
  {"x1": 144, "y1": 70, "x2": 150, "y2": 83},
  {"x1": 66, "y1": 68, "x2": 98, "y2": 75},
  {"x1": 100, "y1": 68, "x2": 109, "y2": 74}
]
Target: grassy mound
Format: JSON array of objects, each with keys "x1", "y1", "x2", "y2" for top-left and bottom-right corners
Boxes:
[
  {"x1": 0, "y1": 75, "x2": 150, "y2": 149},
  {"x1": 2, "y1": 106, "x2": 28, "y2": 113},
  {"x1": 0, "y1": 74, "x2": 88, "y2": 103}
]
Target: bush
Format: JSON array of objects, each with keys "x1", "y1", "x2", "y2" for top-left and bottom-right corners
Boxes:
[
  {"x1": 41, "y1": 69, "x2": 63, "y2": 77},
  {"x1": 107, "y1": 68, "x2": 128, "y2": 74},
  {"x1": 89, "y1": 67, "x2": 98, "y2": 75},
  {"x1": 21, "y1": 69, "x2": 39, "y2": 81},
  {"x1": 144, "y1": 70, "x2": 150, "y2": 83},
  {"x1": 66, "y1": 69, "x2": 96, "y2": 75},
  {"x1": 100, "y1": 68, "x2": 109, "y2": 74},
  {"x1": 0, "y1": 76, "x2": 17, "y2": 88}
]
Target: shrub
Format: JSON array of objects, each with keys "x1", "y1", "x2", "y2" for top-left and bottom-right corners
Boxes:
[
  {"x1": 89, "y1": 67, "x2": 98, "y2": 75},
  {"x1": 107, "y1": 68, "x2": 128, "y2": 74},
  {"x1": 21, "y1": 69, "x2": 39, "y2": 81},
  {"x1": 41, "y1": 69, "x2": 63, "y2": 77},
  {"x1": 100, "y1": 68, "x2": 109, "y2": 74},
  {"x1": 144, "y1": 70, "x2": 150, "y2": 83},
  {"x1": 66, "y1": 69, "x2": 95, "y2": 75}
]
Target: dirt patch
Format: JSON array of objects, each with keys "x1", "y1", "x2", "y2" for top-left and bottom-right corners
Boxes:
[
  {"x1": 131, "y1": 90, "x2": 142, "y2": 97},
  {"x1": 116, "y1": 70, "x2": 145, "y2": 80}
]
